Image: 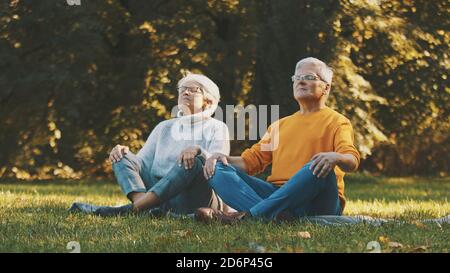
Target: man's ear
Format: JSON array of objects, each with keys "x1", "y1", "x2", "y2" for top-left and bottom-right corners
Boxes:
[{"x1": 323, "y1": 83, "x2": 331, "y2": 96}]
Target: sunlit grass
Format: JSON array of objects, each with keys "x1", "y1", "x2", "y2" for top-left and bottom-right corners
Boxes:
[{"x1": 0, "y1": 175, "x2": 448, "y2": 253}]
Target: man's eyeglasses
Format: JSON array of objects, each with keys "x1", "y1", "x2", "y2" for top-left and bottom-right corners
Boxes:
[
  {"x1": 177, "y1": 86, "x2": 203, "y2": 95},
  {"x1": 291, "y1": 74, "x2": 327, "y2": 83}
]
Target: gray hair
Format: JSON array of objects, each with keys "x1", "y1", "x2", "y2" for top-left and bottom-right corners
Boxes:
[
  {"x1": 295, "y1": 57, "x2": 333, "y2": 84},
  {"x1": 177, "y1": 73, "x2": 220, "y2": 106}
]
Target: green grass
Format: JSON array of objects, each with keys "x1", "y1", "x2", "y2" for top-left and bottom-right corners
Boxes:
[{"x1": 0, "y1": 175, "x2": 449, "y2": 253}]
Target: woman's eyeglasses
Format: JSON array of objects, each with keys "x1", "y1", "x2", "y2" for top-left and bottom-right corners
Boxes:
[{"x1": 177, "y1": 86, "x2": 204, "y2": 95}]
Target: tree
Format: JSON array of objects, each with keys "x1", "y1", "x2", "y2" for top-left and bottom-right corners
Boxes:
[{"x1": 0, "y1": 0, "x2": 448, "y2": 179}]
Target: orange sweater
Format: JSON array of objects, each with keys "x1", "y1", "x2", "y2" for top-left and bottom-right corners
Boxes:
[{"x1": 241, "y1": 107, "x2": 360, "y2": 209}]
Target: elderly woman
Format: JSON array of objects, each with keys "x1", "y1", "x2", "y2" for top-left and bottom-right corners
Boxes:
[
  {"x1": 196, "y1": 57, "x2": 360, "y2": 223},
  {"x1": 69, "y1": 73, "x2": 230, "y2": 216}
]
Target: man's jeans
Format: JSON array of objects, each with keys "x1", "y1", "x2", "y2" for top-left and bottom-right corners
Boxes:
[
  {"x1": 113, "y1": 153, "x2": 216, "y2": 214},
  {"x1": 208, "y1": 161, "x2": 342, "y2": 220}
]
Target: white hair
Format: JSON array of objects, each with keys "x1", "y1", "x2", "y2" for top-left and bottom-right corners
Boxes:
[
  {"x1": 295, "y1": 57, "x2": 333, "y2": 84},
  {"x1": 177, "y1": 73, "x2": 220, "y2": 106}
]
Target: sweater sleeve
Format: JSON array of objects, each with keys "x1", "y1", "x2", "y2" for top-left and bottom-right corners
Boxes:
[
  {"x1": 136, "y1": 123, "x2": 162, "y2": 170},
  {"x1": 240, "y1": 123, "x2": 275, "y2": 175},
  {"x1": 200, "y1": 122, "x2": 231, "y2": 159},
  {"x1": 333, "y1": 119, "x2": 361, "y2": 169}
]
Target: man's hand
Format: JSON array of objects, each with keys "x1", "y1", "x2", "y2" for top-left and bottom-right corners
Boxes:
[
  {"x1": 309, "y1": 152, "x2": 341, "y2": 178},
  {"x1": 203, "y1": 153, "x2": 229, "y2": 180},
  {"x1": 109, "y1": 144, "x2": 129, "y2": 163},
  {"x1": 177, "y1": 146, "x2": 201, "y2": 170}
]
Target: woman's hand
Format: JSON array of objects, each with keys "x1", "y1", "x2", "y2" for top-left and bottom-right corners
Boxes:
[
  {"x1": 177, "y1": 146, "x2": 201, "y2": 170},
  {"x1": 204, "y1": 153, "x2": 229, "y2": 180},
  {"x1": 309, "y1": 152, "x2": 340, "y2": 178},
  {"x1": 109, "y1": 144, "x2": 129, "y2": 163}
]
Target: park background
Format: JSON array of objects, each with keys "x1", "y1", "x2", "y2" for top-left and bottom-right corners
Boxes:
[
  {"x1": 0, "y1": 0, "x2": 448, "y2": 180},
  {"x1": 0, "y1": 0, "x2": 448, "y2": 253}
]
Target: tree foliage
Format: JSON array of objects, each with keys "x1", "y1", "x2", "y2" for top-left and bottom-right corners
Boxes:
[{"x1": 0, "y1": 0, "x2": 448, "y2": 179}]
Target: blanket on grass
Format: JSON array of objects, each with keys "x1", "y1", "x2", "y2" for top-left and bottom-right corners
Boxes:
[{"x1": 69, "y1": 202, "x2": 449, "y2": 226}]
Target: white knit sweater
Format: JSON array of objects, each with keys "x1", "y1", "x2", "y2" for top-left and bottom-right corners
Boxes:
[{"x1": 137, "y1": 111, "x2": 230, "y2": 179}]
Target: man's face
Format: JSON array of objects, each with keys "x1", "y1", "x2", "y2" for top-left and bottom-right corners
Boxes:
[{"x1": 292, "y1": 62, "x2": 330, "y2": 101}]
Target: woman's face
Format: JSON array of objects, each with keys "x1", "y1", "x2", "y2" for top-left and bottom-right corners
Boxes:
[{"x1": 177, "y1": 81, "x2": 208, "y2": 115}]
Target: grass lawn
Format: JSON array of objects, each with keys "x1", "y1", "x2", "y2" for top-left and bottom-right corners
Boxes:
[{"x1": 0, "y1": 174, "x2": 448, "y2": 253}]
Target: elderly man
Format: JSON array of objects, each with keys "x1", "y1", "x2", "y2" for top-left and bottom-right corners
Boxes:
[{"x1": 196, "y1": 57, "x2": 360, "y2": 223}]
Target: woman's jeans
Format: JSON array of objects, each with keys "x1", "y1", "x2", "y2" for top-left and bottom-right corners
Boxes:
[
  {"x1": 208, "y1": 161, "x2": 342, "y2": 220},
  {"x1": 112, "y1": 153, "x2": 217, "y2": 214}
]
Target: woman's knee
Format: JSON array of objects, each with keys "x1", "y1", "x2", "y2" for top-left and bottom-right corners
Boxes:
[
  {"x1": 112, "y1": 153, "x2": 140, "y2": 172},
  {"x1": 176, "y1": 155, "x2": 204, "y2": 172},
  {"x1": 193, "y1": 155, "x2": 205, "y2": 168}
]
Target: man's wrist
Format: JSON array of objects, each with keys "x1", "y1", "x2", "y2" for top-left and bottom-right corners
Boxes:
[
  {"x1": 334, "y1": 152, "x2": 342, "y2": 162},
  {"x1": 335, "y1": 153, "x2": 356, "y2": 172}
]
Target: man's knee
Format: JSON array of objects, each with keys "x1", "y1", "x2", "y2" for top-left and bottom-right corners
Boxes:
[
  {"x1": 208, "y1": 162, "x2": 233, "y2": 187},
  {"x1": 292, "y1": 161, "x2": 335, "y2": 182},
  {"x1": 215, "y1": 161, "x2": 231, "y2": 171}
]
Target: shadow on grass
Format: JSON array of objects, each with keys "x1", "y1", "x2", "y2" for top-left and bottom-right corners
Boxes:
[
  {"x1": 345, "y1": 174, "x2": 450, "y2": 202},
  {"x1": 1, "y1": 175, "x2": 449, "y2": 203}
]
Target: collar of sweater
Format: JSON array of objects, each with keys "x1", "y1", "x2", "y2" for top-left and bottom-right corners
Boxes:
[{"x1": 176, "y1": 105, "x2": 216, "y2": 125}]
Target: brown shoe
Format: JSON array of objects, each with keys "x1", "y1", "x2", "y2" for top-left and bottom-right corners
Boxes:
[
  {"x1": 195, "y1": 207, "x2": 248, "y2": 225},
  {"x1": 274, "y1": 210, "x2": 295, "y2": 223}
]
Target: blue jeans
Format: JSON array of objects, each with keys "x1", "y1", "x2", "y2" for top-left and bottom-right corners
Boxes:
[
  {"x1": 112, "y1": 153, "x2": 217, "y2": 214},
  {"x1": 208, "y1": 161, "x2": 342, "y2": 220}
]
